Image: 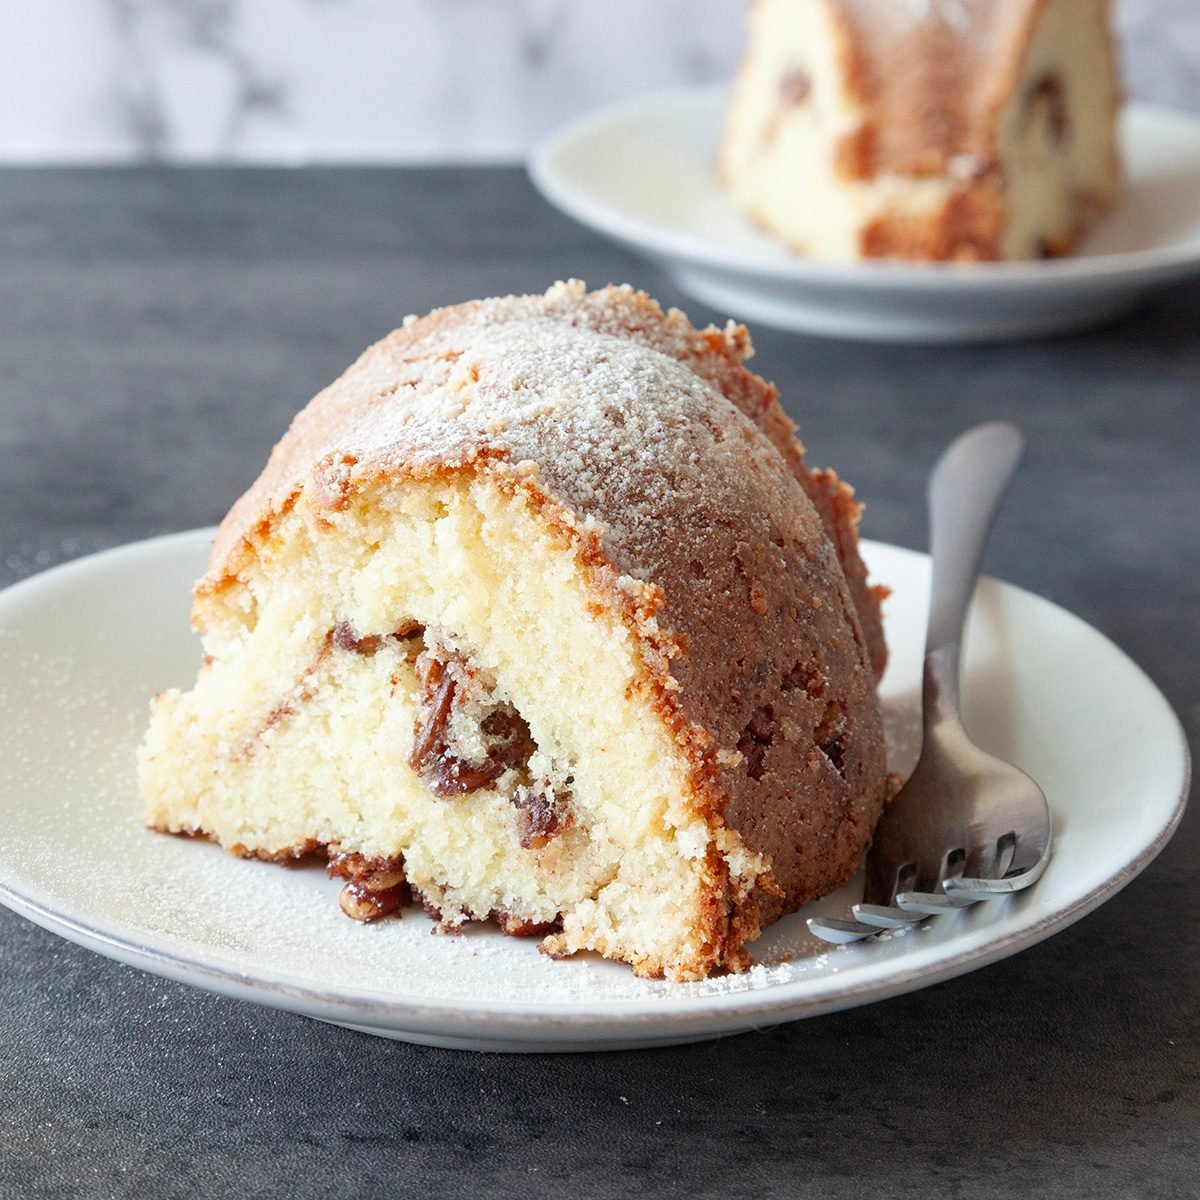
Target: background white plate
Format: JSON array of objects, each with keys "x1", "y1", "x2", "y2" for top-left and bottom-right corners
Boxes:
[
  {"x1": 528, "y1": 87, "x2": 1200, "y2": 342},
  {"x1": 0, "y1": 531, "x2": 1188, "y2": 1052}
]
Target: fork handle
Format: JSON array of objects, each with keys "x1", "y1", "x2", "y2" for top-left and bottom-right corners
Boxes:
[{"x1": 924, "y1": 422, "x2": 1024, "y2": 724}]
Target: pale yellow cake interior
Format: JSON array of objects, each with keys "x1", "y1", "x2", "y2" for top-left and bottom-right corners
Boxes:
[{"x1": 139, "y1": 472, "x2": 760, "y2": 979}]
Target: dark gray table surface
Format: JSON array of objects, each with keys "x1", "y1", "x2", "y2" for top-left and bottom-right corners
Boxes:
[{"x1": 0, "y1": 167, "x2": 1196, "y2": 1200}]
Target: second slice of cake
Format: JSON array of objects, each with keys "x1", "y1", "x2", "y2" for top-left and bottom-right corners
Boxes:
[{"x1": 719, "y1": 0, "x2": 1121, "y2": 262}]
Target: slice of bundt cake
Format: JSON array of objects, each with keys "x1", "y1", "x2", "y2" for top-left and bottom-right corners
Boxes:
[
  {"x1": 138, "y1": 282, "x2": 889, "y2": 981},
  {"x1": 719, "y1": 0, "x2": 1122, "y2": 261}
]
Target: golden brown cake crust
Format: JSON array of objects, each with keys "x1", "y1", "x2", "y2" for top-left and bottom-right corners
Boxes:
[
  {"x1": 198, "y1": 282, "x2": 889, "y2": 965},
  {"x1": 833, "y1": 0, "x2": 1070, "y2": 177}
]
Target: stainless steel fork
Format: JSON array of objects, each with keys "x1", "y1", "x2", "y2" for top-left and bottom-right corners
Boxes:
[{"x1": 809, "y1": 422, "x2": 1053, "y2": 945}]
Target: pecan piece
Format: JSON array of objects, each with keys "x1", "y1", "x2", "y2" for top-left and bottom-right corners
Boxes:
[
  {"x1": 339, "y1": 880, "x2": 407, "y2": 922},
  {"x1": 410, "y1": 646, "x2": 534, "y2": 797},
  {"x1": 332, "y1": 621, "x2": 382, "y2": 656},
  {"x1": 411, "y1": 654, "x2": 457, "y2": 770},
  {"x1": 493, "y1": 909, "x2": 562, "y2": 937},
  {"x1": 1026, "y1": 73, "x2": 1068, "y2": 143},
  {"x1": 333, "y1": 618, "x2": 425, "y2": 656},
  {"x1": 513, "y1": 783, "x2": 571, "y2": 850},
  {"x1": 329, "y1": 853, "x2": 410, "y2": 923}
]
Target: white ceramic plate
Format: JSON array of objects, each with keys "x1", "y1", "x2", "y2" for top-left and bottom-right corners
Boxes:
[
  {"x1": 0, "y1": 531, "x2": 1187, "y2": 1052},
  {"x1": 528, "y1": 87, "x2": 1200, "y2": 342}
]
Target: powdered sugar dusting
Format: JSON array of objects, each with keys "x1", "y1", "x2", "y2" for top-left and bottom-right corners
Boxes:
[{"x1": 211, "y1": 280, "x2": 799, "y2": 593}]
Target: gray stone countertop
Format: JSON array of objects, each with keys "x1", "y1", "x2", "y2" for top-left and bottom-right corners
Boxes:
[{"x1": 0, "y1": 168, "x2": 1196, "y2": 1199}]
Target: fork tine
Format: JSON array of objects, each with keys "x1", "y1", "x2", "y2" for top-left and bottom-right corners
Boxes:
[
  {"x1": 806, "y1": 916, "x2": 879, "y2": 944},
  {"x1": 943, "y1": 876, "x2": 1023, "y2": 901},
  {"x1": 944, "y1": 857, "x2": 1050, "y2": 901},
  {"x1": 960, "y1": 838, "x2": 1006, "y2": 883},
  {"x1": 894, "y1": 890, "x2": 973, "y2": 915},
  {"x1": 1006, "y1": 829, "x2": 1051, "y2": 876},
  {"x1": 850, "y1": 903, "x2": 923, "y2": 929},
  {"x1": 945, "y1": 831, "x2": 1052, "y2": 900}
]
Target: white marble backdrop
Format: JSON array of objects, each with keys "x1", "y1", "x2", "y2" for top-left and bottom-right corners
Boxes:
[{"x1": 1, "y1": 0, "x2": 1197, "y2": 162}]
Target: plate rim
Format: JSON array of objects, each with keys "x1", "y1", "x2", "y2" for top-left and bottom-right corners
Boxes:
[
  {"x1": 0, "y1": 529, "x2": 1190, "y2": 1043},
  {"x1": 527, "y1": 83, "x2": 1200, "y2": 292}
]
